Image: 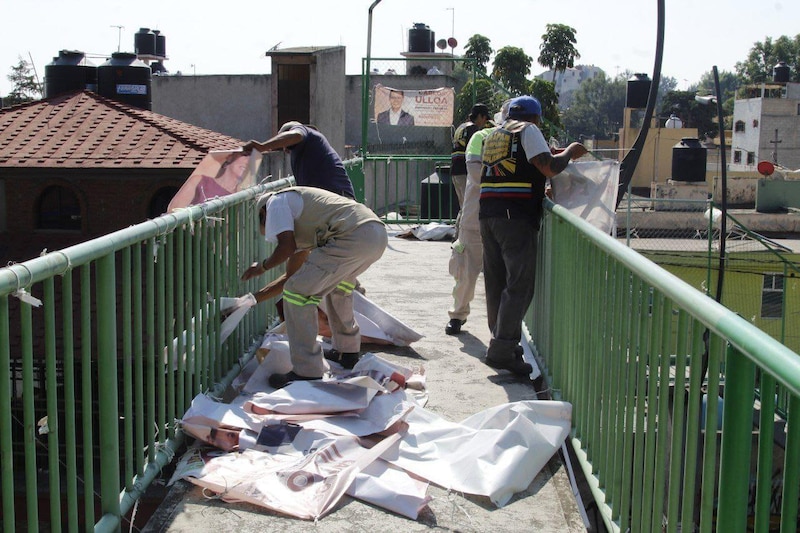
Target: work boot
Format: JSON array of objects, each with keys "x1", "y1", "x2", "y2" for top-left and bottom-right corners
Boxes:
[
  {"x1": 324, "y1": 348, "x2": 360, "y2": 369},
  {"x1": 268, "y1": 371, "x2": 321, "y2": 389},
  {"x1": 445, "y1": 318, "x2": 466, "y2": 335},
  {"x1": 484, "y1": 352, "x2": 533, "y2": 377}
]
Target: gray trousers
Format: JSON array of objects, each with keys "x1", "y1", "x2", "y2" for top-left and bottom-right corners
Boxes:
[
  {"x1": 479, "y1": 217, "x2": 538, "y2": 364},
  {"x1": 448, "y1": 227, "x2": 483, "y2": 320},
  {"x1": 283, "y1": 222, "x2": 387, "y2": 377}
]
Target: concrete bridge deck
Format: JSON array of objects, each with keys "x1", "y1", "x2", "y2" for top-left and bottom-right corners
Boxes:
[{"x1": 143, "y1": 227, "x2": 588, "y2": 533}]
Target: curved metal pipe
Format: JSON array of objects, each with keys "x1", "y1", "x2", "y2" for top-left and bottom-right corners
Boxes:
[
  {"x1": 362, "y1": 0, "x2": 384, "y2": 155},
  {"x1": 712, "y1": 65, "x2": 727, "y2": 304},
  {"x1": 616, "y1": 0, "x2": 665, "y2": 208}
]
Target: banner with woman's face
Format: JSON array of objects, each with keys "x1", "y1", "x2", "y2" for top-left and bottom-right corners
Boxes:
[{"x1": 167, "y1": 149, "x2": 262, "y2": 212}]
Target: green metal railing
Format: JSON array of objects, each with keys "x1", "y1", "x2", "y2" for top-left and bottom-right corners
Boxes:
[
  {"x1": 0, "y1": 180, "x2": 289, "y2": 531},
  {"x1": 344, "y1": 156, "x2": 456, "y2": 223},
  {"x1": 529, "y1": 198, "x2": 800, "y2": 532}
]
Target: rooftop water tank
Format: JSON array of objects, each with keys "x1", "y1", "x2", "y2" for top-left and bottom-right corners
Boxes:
[
  {"x1": 773, "y1": 61, "x2": 790, "y2": 83},
  {"x1": 671, "y1": 137, "x2": 706, "y2": 182},
  {"x1": 408, "y1": 23, "x2": 434, "y2": 53},
  {"x1": 134, "y1": 28, "x2": 156, "y2": 57},
  {"x1": 626, "y1": 73, "x2": 651, "y2": 109},
  {"x1": 150, "y1": 61, "x2": 168, "y2": 75},
  {"x1": 98, "y1": 52, "x2": 152, "y2": 110},
  {"x1": 44, "y1": 50, "x2": 98, "y2": 98},
  {"x1": 153, "y1": 29, "x2": 167, "y2": 58}
]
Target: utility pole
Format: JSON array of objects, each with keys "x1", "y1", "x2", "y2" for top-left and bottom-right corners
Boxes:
[
  {"x1": 110, "y1": 25, "x2": 124, "y2": 53},
  {"x1": 769, "y1": 128, "x2": 782, "y2": 164},
  {"x1": 446, "y1": 7, "x2": 454, "y2": 53}
]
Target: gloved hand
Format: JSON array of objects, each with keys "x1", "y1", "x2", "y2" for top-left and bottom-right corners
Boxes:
[
  {"x1": 221, "y1": 293, "x2": 257, "y2": 319},
  {"x1": 219, "y1": 293, "x2": 258, "y2": 343}
]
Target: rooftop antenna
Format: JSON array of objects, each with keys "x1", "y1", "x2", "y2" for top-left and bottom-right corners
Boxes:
[
  {"x1": 110, "y1": 25, "x2": 124, "y2": 52},
  {"x1": 446, "y1": 7, "x2": 455, "y2": 53},
  {"x1": 27, "y1": 52, "x2": 42, "y2": 96}
]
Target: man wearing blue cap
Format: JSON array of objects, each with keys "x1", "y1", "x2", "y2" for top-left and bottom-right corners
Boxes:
[{"x1": 479, "y1": 95, "x2": 587, "y2": 376}]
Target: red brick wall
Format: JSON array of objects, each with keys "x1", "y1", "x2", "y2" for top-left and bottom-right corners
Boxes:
[{"x1": 1, "y1": 168, "x2": 187, "y2": 264}]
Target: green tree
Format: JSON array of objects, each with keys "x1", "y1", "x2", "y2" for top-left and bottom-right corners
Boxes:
[
  {"x1": 735, "y1": 34, "x2": 800, "y2": 84},
  {"x1": 658, "y1": 90, "x2": 717, "y2": 138},
  {"x1": 491, "y1": 46, "x2": 532, "y2": 96},
  {"x1": 454, "y1": 78, "x2": 503, "y2": 124},
  {"x1": 527, "y1": 78, "x2": 562, "y2": 140},
  {"x1": 693, "y1": 69, "x2": 738, "y2": 127},
  {"x1": 537, "y1": 23, "x2": 581, "y2": 83},
  {"x1": 656, "y1": 75, "x2": 678, "y2": 109},
  {"x1": 561, "y1": 73, "x2": 626, "y2": 140},
  {"x1": 464, "y1": 34, "x2": 493, "y2": 74},
  {"x1": 5, "y1": 56, "x2": 42, "y2": 106}
]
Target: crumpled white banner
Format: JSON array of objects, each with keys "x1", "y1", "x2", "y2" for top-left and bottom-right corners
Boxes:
[
  {"x1": 381, "y1": 399, "x2": 572, "y2": 507},
  {"x1": 551, "y1": 160, "x2": 620, "y2": 234}
]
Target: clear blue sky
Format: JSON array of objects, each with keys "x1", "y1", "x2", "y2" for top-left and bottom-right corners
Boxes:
[{"x1": 3, "y1": 0, "x2": 798, "y2": 96}]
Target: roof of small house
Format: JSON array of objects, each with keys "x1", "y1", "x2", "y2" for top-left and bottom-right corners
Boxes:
[{"x1": 0, "y1": 90, "x2": 242, "y2": 169}]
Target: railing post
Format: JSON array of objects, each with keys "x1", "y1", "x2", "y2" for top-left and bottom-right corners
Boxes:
[
  {"x1": 0, "y1": 295, "x2": 15, "y2": 530},
  {"x1": 716, "y1": 344, "x2": 756, "y2": 532},
  {"x1": 97, "y1": 253, "x2": 121, "y2": 527}
]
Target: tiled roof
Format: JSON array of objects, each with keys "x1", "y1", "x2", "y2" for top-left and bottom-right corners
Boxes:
[{"x1": 0, "y1": 91, "x2": 243, "y2": 169}]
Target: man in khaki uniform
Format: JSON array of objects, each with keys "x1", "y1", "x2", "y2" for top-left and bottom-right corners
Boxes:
[{"x1": 241, "y1": 186, "x2": 387, "y2": 388}]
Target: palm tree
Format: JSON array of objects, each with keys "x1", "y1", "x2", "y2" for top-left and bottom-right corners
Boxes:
[
  {"x1": 491, "y1": 46, "x2": 532, "y2": 95},
  {"x1": 538, "y1": 24, "x2": 581, "y2": 83},
  {"x1": 464, "y1": 34, "x2": 493, "y2": 73}
]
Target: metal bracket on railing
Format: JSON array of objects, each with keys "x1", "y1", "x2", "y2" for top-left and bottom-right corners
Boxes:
[
  {"x1": 5, "y1": 261, "x2": 42, "y2": 307},
  {"x1": 12, "y1": 287, "x2": 42, "y2": 307}
]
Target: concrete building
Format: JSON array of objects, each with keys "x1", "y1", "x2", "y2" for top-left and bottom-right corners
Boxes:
[
  {"x1": 535, "y1": 65, "x2": 604, "y2": 108},
  {"x1": 0, "y1": 90, "x2": 242, "y2": 265},
  {"x1": 152, "y1": 46, "x2": 461, "y2": 159},
  {"x1": 152, "y1": 46, "x2": 347, "y2": 156},
  {"x1": 730, "y1": 81, "x2": 800, "y2": 172}
]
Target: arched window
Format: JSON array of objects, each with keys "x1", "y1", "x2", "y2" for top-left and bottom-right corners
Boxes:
[
  {"x1": 734, "y1": 120, "x2": 745, "y2": 132},
  {"x1": 37, "y1": 185, "x2": 81, "y2": 230},
  {"x1": 148, "y1": 186, "x2": 180, "y2": 219}
]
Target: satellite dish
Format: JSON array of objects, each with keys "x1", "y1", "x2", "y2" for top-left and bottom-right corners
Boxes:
[
  {"x1": 436, "y1": 39, "x2": 447, "y2": 51},
  {"x1": 447, "y1": 37, "x2": 458, "y2": 48},
  {"x1": 757, "y1": 160, "x2": 775, "y2": 177}
]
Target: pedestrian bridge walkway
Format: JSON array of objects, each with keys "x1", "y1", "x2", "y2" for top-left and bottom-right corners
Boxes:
[{"x1": 3, "y1": 177, "x2": 800, "y2": 532}]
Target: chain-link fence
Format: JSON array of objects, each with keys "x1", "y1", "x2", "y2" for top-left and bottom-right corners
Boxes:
[{"x1": 619, "y1": 194, "x2": 800, "y2": 352}]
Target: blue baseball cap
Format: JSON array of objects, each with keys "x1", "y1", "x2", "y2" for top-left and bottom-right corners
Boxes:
[{"x1": 507, "y1": 96, "x2": 542, "y2": 119}]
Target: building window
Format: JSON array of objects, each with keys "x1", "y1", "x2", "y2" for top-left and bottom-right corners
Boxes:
[
  {"x1": 797, "y1": 103, "x2": 800, "y2": 115},
  {"x1": 733, "y1": 150, "x2": 742, "y2": 164},
  {"x1": 761, "y1": 274, "x2": 784, "y2": 318},
  {"x1": 747, "y1": 152, "x2": 756, "y2": 165},
  {"x1": 752, "y1": 119, "x2": 759, "y2": 128},
  {"x1": 37, "y1": 185, "x2": 81, "y2": 230},
  {"x1": 734, "y1": 120, "x2": 746, "y2": 132},
  {"x1": 148, "y1": 186, "x2": 180, "y2": 219}
]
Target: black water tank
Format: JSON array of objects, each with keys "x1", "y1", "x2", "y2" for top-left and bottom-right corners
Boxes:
[
  {"x1": 773, "y1": 61, "x2": 790, "y2": 83},
  {"x1": 134, "y1": 27, "x2": 156, "y2": 56},
  {"x1": 150, "y1": 61, "x2": 168, "y2": 75},
  {"x1": 671, "y1": 137, "x2": 707, "y2": 182},
  {"x1": 98, "y1": 52, "x2": 152, "y2": 110},
  {"x1": 44, "y1": 50, "x2": 98, "y2": 97},
  {"x1": 153, "y1": 29, "x2": 167, "y2": 58},
  {"x1": 626, "y1": 73, "x2": 651, "y2": 109},
  {"x1": 408, "y1": 23, "x2": 433, "y2": 53}
]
